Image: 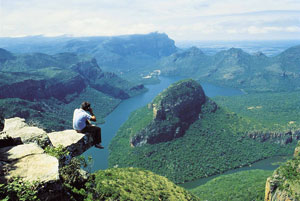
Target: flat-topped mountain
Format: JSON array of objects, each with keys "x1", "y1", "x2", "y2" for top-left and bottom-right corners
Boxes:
[{"x1": 0, "y1": 33, "x2": 177, "y2": 80}]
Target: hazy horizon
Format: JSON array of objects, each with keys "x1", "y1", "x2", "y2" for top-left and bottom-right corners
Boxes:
[{"x1": 1, "y1": 0, "x2": 300, "y2": 41}]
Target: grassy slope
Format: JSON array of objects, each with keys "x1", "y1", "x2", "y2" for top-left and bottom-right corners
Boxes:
[
  {"x1": 87, "y1": 167, "x2": 199, "y2": 201},
  {"x1": 190, "y1": 170, "x2": 273, "y2": 201},
  {"x1": 109, "y1": 100, "x2": 296, "y2": 183}
]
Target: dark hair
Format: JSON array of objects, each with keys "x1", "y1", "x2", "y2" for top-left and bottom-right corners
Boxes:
[{"x1": 81, "y1": 101, "x2": 91, "y2": 111}]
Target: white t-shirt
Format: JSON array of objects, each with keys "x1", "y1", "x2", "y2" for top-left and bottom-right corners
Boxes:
[{"x1": 73, "y1": 108, "x2": 92, "y2": 130}]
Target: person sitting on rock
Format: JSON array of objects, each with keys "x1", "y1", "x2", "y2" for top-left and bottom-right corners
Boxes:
[{"x1": 73, "y1": 101, "x2": 104, "y2": 149}]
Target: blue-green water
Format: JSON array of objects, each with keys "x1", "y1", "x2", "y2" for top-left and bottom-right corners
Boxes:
[{"x1": 82, "y1": 76, "x2": 243, "y2": 171}]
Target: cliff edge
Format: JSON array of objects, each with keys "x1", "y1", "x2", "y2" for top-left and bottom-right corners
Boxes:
[
  {"x1": 0, "y1": 117, "x2": 96, "y2": 200},
  {"x1": 265, "y1": 141, "x2": 300, "y2": 201},
  {"x1": 130, "y1": 79, "x2": 217, "y2": 147}
]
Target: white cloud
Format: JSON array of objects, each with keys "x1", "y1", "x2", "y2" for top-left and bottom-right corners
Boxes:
[{"x1": 0, "y1": 0, "x2": 300, "y2": 40}]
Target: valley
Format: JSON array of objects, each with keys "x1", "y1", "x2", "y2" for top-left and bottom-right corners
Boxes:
[{"x1": 1, "y1": 33, "x2": 300, "y2": 200}]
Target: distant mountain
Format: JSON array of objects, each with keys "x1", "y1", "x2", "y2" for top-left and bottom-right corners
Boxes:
[
  {"x1": 0, "y1": 48, "x2": 146, "y2": 131},
  {"x1": 0, "y1": 33, "x2": 177, "y2": 83},
  {"x1": 159, "y1": 45, "x2": 300, "y2": 92},
  {"x1": 2, "y1": 33, "x2": 300, "y2": 91},
  {"x1": 109, "y1": 79, "x2": 298, "y2": 183}
]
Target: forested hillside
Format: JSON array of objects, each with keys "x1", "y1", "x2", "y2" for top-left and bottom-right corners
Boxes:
[{"x1": 109, "y1": 80, "x2": 298, "y2": 183}]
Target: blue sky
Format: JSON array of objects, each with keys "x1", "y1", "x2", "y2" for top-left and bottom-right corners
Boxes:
[{"x1": 0, "y1": 0, "x2": 300, "y2": 40}]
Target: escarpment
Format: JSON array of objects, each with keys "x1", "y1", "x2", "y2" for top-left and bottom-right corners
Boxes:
[
  {"x1": 265, "y1": 141, "x2": 300, "y2": 201},
  {"x1": 130, "y1": 79, "x2": 217, "y2": 147}
]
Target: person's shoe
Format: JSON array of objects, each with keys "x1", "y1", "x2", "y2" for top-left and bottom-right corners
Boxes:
[{"x1": 95, "y1": 144, "x2": 104, "y2": 149}]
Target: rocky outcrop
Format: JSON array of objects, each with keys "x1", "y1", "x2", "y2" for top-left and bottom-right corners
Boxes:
[
  {"x1": 2, "y1": 117, "x2": 50, "y2": 147},
  {"x1": 0, "y1": 143, "x2": 59, "y2": 183},
  {"x1": 48, "y1": 129, "x2": 95, "y2": 158},
  {"x1": 248, "y1": 130, "x2": 300, "y2": 145},
  {"x1": 265, "y1": 142, "x2": 300, "y2": 201},
  {"x1": 130, "y1": 79, "x2": 209, "y2": 147},
  {"x1": 71, "y1": 59, "x2": 145, "y2": 99},
  {"x1": 0, "y1": 117, "x2": 97, "y2": 200}
]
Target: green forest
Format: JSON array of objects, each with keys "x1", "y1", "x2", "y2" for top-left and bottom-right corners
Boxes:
[
  {"x1": 109, "y1": 90, "x2": 298, "y2": 183},
  {"x1": 190, "y1": 170, "x2": 273, "y2": 201}
]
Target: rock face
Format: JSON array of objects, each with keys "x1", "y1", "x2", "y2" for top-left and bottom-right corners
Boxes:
[
  {"x1": 248, "y1": 130, "x2": 300, "y2": 145},
  {"x1": 0, "y1": 117, "x2": 97, "y2": 199},
  {"x1": 130, "y1": 79, "x2": 207, "y2": 146},
  {"x1": 48, "y1": 129, "x2": 96, "y2": 157},
  {"x1": 0, "y1": 143, "x2": 59, "y2": 183},
  {"x1": 0, "y1": 70, "x2": 86, "y2": 103},
  {"x1": 3, "y1": 117, "x2": 50, "y2": 147},
  {"x1": 265, "y1": 142, "x2": 300, "y2": 201}
]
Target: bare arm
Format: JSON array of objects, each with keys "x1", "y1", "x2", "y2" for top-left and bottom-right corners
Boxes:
[{"x1": 89, "y1": 108, "x2": 97, "y2": 122}]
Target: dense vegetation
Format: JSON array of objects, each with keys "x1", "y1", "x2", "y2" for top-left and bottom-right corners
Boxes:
[
  {"x1": 109, "y1": 100, "x2": 296, "y2": 183},
  {"x1": 213, "y1": 91, "x2": 300, "y2": 132},
  {"x1": 85, "y1": 167, "x2": 199, "y2": 201},
  {"x1": 268, "y1": 141, "x2": 300, "y2": 200},
  {"x1": 0, "y1": 87, "x2": 121, "y2": 131},
  {"x1": 190, "y1": 170, "x2": 273, "y2": 201}
]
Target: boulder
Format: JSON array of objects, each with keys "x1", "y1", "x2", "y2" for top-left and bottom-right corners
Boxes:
[
  {"x1": 3, "y1": 117, "x2": 50, "y2": 147},
  {"x1": 0, "y1": 143, "x2": 59, "y2": 183},
  {"x1": 48, "y1": 129, "x2": 95, "y2": 157}
]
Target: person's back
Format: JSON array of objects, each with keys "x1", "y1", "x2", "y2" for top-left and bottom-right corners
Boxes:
[
  {"x1": 73, "y1": 101, "x2": 104, "y2": 149},
  {"x1": 73, "y1": 108, "x2": 91, "y2": 131}
]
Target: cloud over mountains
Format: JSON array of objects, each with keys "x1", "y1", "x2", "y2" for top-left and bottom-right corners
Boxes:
[{"x1": 0, "y1": 0, "x2": 300, "y2": 40}]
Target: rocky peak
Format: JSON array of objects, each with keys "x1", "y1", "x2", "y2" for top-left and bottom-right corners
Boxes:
[
  {"x1": 71, "y1": 58, "x2": 103, "y2": 81},
  {"x1": 130, "y1": 79, "x2": 208, "y2": 147},
  {"x1": 151, "y1": 79, "x2": 206, "y2": 121}
]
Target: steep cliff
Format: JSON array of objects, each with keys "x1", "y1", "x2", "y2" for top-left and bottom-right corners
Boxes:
[
  {"x1": 0, "y1": 117, "x2": 97, "y2": 200},
  {"x1": 130, "y1": 79, "x2": 216, "y2": 146},
  {"x1": 265, "y1": 141, "x2": 300, "y2": 201}
]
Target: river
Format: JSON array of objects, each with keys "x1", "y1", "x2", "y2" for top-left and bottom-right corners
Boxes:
[{"x1": 82, "y1": 76, "x2": 288, "y2": 188}]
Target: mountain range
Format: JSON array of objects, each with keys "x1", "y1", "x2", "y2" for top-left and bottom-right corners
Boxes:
[
  {"x1": 159, "y1": 45, "x2": 300, "y2": 92},
  {"x1": 0, "y1": 48, "x2": 145, "y2": 131},
  {"x1": 2, "y1": 33, "x2": 300, "y2": 92}
]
